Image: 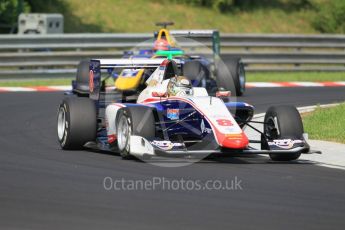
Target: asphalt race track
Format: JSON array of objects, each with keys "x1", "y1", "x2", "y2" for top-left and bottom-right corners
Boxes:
[
  {"x1": 0, "y1": 87, "x2": 345, "y2": 230},
  {"x1": 242, "y1": 86, "x2": 345, "y2": 113}
]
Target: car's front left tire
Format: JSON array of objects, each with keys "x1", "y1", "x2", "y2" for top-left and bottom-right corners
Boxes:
[{"x1": 116, "y1": 106, "x2": 156, "y2": 159}]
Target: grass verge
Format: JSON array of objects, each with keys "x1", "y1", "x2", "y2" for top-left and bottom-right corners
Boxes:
[
  {"x1": 40, "y1": 0, "x2": 319, "y2": 33},
  {"x1": 247, "y1": 72, "x2": 345, "y2": 82},
  {"x1": 303, "y1": 103, "x2": 345, "y2": 144},
  {"x1": 0, "y1": 78, "x2": 72, "y2": 87}
]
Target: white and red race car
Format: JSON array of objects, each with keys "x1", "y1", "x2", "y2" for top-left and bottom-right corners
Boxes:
[{"x1": 57, "y1": 58, "x2": 316, "y2": 161}]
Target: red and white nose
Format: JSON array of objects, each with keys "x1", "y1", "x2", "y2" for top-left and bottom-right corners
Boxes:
[{"x1": 219, "y1": 132, "x2": 249, "y2": 149}]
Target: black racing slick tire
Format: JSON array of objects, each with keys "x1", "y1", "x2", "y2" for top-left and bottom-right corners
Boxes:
[
  {"x1": 264, "y1": 105, "x2": 304, "y2": 161},
  {"x1": 216, "y1": 58, "x2": 246, "y2": 96},
  {"x1": 75, "y1": 60, "x2": 90, "y2": 95},
  {"x1": 116, "y1": 106, "x2": 155, "y2": 159},
  {"x1": 57, "y1": 97, "x2": 97, "y2": 150}
]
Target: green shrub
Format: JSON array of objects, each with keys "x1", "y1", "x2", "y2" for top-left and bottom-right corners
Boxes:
[
  {"x1": 170, "y1": 0, "x2": 312, "y2": 13},
  {"x1": 0, "y1": 0, "x2": 19, "y2": 31},
  {"x1": 313, "y1": 0, "x2": 345, "y2": 33},
  {"x1": 0, "y1": 0, "x2": 30, "y2": 33}
]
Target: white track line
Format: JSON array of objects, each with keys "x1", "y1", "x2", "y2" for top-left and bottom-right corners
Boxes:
[{"x1": 47, "y1": 86, "x2": 72, "y2": 91}]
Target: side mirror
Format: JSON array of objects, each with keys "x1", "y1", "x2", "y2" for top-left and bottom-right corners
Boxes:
[
  {"x1": 216, "y1": 90, "x2": 231, "y2": 98},
  {"x1": 152, "y1": 91, "x2": 167, "y2": 97}
]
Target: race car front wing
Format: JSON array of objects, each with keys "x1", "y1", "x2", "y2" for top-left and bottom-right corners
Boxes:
[{"x1": 128, "y1": 135, "x2": 321, "y2": 159}]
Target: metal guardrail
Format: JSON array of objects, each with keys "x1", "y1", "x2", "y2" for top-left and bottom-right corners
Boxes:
[
  {"x1": 2, "y1": 33, "x2": 345, "y2": 49},
  {"x1": 1, "y1": 33, "x2": 345, "y2": 78}
]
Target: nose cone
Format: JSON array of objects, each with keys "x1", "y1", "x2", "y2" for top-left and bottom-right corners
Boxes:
[{"x1": 221, "y1": 133, "x2": 249, "y2": 149}]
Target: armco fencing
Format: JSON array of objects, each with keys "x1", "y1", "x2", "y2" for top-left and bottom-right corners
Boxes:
[{"x1": 1, "y1": 33, "x2": 345, "y2": 78}]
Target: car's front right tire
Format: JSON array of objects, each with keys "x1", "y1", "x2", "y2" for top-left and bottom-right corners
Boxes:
[{"x1": 264, "y1": 105, "x2": 304, "y2": 161}]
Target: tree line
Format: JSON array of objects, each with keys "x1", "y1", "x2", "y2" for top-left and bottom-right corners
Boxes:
[{"x1": 1, "y1": 0, "x2": 345, "y2": 33}]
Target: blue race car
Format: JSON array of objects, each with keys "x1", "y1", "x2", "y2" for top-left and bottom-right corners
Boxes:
[{"x1": 73, "y1": 23, "x2": 246, "y2": 100}]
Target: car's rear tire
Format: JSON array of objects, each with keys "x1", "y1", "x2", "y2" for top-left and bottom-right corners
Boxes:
[
  {"x1": 75, "y1": 60, "x2": 90, "y2": 95},
  {"x1": 216, "y1": 58, "x2": 246, "y2": 96},
  {"x1": 116, "y1": 106, "x2": 155, "y2": 159},
  {"x1": 57, "y1": 97, "x2": 97, "y2": 150},
  {"x1": 264, "y1": 105, "x2": 304, "y2": 161}
]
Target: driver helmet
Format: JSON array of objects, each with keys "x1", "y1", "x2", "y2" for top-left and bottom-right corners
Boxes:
[
  {"x1": 154, "y1": 38, "x2": 170, "y2": 51},
  {"x1": 167, "y1": 76, "x2": 193, "y2": 97}
]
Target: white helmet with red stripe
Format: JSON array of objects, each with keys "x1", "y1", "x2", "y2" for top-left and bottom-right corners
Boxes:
[{"x1": 167, "y1": 76, "x2": 193, "y2": 97}]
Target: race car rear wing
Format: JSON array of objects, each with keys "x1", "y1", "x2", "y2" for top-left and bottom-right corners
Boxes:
[
  {"x1": 170, "y1": 30, "x2": 220, "y2": 56},
  {"x1": 91, "y1": 58, "x2": 181, "y2": 69},
  {"x1": 89, "y1": 58, "x2": 180, "y2": 100}
]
